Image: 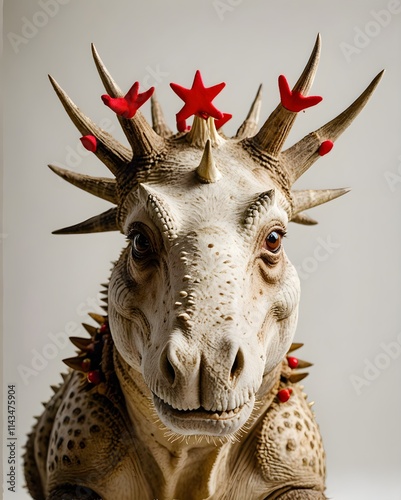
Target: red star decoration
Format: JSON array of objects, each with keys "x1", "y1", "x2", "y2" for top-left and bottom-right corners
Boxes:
[
  {"x1": 278, "y1": 75, "x2": 322, "y2": 113},
  {"x1": 101, "y1": 82, "x2": 154, "y2": 119},
  {"x1": 170, "y1": 70, "x2": 227, "y2": 131}
]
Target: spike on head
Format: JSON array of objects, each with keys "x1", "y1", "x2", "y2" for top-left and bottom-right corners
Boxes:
[
  {"x1": 187, "y1": 116, "x2": 225, "y2": 148},
  {"x1": 49, "y1": 39, "x2": 382, "y2": 239},
  {"x1": 195, "y1": 140, "x2": 222, "y2": 184},
  {"x1": 52, "y1": 208, "x2": 119, "y2": 235},
  {"x1": 151, "y1": 92, "x2": 173, "y2": 138},
  {"x1": 235, "y1": 84, "x2": 263, "y2": 140},
  {"x1": 90, "y1": 44, "x2": 165, "y2": 159},
  {"x1": 48, "y1": 74, "x2": 131, "y2": 176},
  {"x1": 291, "y1": 188, "x2": 350, "y2": 217},
  {"x1": 290, "y1": 212, "x2": 318, "y2": 226},
  {"x1": 48, "y1": 165, "x2": 117, "y2": 204},
  {"x1": 246, "y1": 34, "x2": 321, "y2": 157},
  {"x1": 282, "y1": 70, "x2": 384, "y2": 185}
]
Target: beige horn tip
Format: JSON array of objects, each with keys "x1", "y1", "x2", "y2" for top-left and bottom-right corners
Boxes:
[{"x1": 196, "y1": 139, "x2": 222, "y2": 184}]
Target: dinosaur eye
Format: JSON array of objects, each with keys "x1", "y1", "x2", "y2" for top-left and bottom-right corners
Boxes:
[
  {"x1": 263, "y1": 230, "x2": 283, "y2": 253},
  {"x1": 130, "y1": 231, "x2": 152, "y2": 259}
]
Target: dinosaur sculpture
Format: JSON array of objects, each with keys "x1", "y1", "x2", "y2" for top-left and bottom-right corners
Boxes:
[{"x1": 23, "y1": 35, "x2": 382, "y2": 499}]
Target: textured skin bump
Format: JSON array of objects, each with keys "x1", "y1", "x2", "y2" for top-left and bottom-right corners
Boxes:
[
  {"x1": 24, "y1": 381, "x2": 67, "y2": 500},
  {"x1": 257, "y1": 385, "x2": 325, "y2": 493},
  {"x1": 49, "y1": 381, "x2": 150, "y2": 498},
  {"x1": 24, "y1": 340, "x2": 153, "y2": 499}
]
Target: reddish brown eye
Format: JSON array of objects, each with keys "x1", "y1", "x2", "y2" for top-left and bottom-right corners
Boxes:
[{"x1": 263, "y1": 231, "x2": 282, "y2": 253}]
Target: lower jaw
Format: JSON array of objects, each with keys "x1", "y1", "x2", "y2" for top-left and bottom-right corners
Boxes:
[{"x1": 153, "y1": 394, "x2": 255, "y2": 436}]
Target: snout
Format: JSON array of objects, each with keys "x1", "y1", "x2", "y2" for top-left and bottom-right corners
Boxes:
[{"x1": 147, "y1": 332, "x2": 261, "y2": 436}]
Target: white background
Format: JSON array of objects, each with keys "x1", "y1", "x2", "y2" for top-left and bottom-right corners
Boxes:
[{"x1": 2, "y1": 0, "x2": 401, "y2": 498}]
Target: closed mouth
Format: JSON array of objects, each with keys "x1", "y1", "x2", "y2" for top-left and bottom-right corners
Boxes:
[
  {"x1": 154, "y1": 395, "x2": 245, "y2": 421},
  {"x1": 152, "y1": 393, "x2": 255, "y2": 435}
]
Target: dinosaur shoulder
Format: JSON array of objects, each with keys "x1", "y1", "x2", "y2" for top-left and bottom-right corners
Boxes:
[
  {"x1": 256, "y1": 384, "x2": 326, "y2": 491},
  {"x1": 46, "y1": 370, "x2": 133, "y2": 493},
  {"x1": 24, "y1": 376, "x2": 68, "y2": 499}
]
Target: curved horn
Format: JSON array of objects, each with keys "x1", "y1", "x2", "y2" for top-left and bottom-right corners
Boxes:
[
  {"x1": 48, "y1": 165, "x2": 117, "y2": 204},
  {"x1": 48, "y1": 76, "x2": 131, "y2": 176},
  {"x1": 235, "y1": 84, "x2": 263, "y2": 140},
  {"x1": 91, "y1": 43, "x2": 122, "y2": 96},
  {"x1": 91, "y1": 44, "x2": 165, "y2": 158},
  {"x1": 290, "y1": 212, "x2": 318, "y2": 225},
  {"x1": 151, "y1": 93, "x2": 173, "y2": 138},
  {"x1": 52, "y1": 207, "x2": 119, "y2": 235},
  {"x1": 282, "y1": 70, "x2": 384, "y2": 184},
  {"x1": 292, "y1": 188, "x2": 350, "y2": 216},
  {"x1": 246, "y1": 34, "x2": 321, "y2": 156}
]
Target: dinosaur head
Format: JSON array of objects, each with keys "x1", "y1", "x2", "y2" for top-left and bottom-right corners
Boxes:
[{"x1": 50, "y1": 36, "x2": 382, "y2": 437}]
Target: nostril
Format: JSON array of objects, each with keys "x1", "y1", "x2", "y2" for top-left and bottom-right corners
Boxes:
[
  {"x1": 230, "y1": 347, "x2": 244, "y2": 382},
  {"x1": 161, "y1": 352, "x2": 176, "y2": 385}
]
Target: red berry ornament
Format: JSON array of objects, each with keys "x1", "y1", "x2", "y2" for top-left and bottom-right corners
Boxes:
[
  {"x1": 80, "y1": 135, "x2": 97, "y2": 152},
  {"x1": 81, "y1": 358, "x2": 91, "y2": 372},
  {"x1": 318, "y1": 140, "x2": 334, "y2": 156},
  {"x1": 99, "y1": 323, "x2": 108, "y2": 334},
  {"x1": 287, "y1": 356, "x2": 299, "y2": 369},
  {"x1": 277, "y1": 388, "x2": 293, "y2": 403},
  {"x1": 87, "y1": 370, "x2": 101, "y2": 385}
]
